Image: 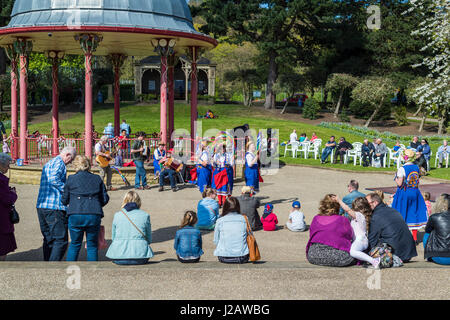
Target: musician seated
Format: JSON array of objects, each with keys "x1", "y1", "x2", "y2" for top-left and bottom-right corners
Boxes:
[{"x1": 158, "y1": 149, "x2": 180, "y2": 192}]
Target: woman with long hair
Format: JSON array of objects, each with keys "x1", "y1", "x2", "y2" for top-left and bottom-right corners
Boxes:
[
  {"x1": 174, "y1": 211, "x2": 204, "y2": 263},
  {"x1": 244, "y1": 141, "x2": 260, "y2": 194}
]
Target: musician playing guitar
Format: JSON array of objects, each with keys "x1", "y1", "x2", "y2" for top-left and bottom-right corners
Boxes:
[
  {"x1": 130, "y1": 131, "x2": 151, "y2": 190},
  {"x1": 95, "y1": 136, "x2": 116, "y2": 191},
  {"x1": 158, "y1": 148, "x2": 180, "y2": 192}
]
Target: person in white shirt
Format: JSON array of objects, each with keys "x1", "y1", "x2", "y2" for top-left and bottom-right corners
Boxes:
[
  {"x1": 286, "y1": 201, "x2": 307, "y2": 232},
  {"x1": 289, "y1": 130, "x2": 298, "y2": 144},
  {"x1": 334, "y1": 195, "x2": 380, "y2": 269}
]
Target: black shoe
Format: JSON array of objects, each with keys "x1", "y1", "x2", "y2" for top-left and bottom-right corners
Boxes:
[
  {"x1": 158, "y1": 186, "x2": 163, "y2": 192},
  {"x1": 172, "y1": 187, "x2": 179, "y2": 192}
]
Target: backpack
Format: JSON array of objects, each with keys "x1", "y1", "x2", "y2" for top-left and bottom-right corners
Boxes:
[{"x1": 369, "y1": 243, "x2": 394, "y2": 268}]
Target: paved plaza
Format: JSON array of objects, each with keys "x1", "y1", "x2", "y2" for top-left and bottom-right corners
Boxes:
[{"x1": 0, "y1": 166, "x2": 448, "y2": 300}]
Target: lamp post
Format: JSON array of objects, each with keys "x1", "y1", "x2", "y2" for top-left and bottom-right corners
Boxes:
[{"x1": 45, "y1": 50, "x2": 65, "y2": 157}]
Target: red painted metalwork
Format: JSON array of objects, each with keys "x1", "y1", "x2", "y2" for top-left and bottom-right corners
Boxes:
[
  {"x1": 108, "y1": 53, "x2": 126, "y2": 137},
  {"x1": 168, "y1": 55, "x2": 175, "y2": 147},
  {"x1": 160, "y1": 55, "x2": 168, "y2": 146},
  {"x1": 190, "y1": 47, "x2": 198, "y2": 156},
  {"x1": 51, "y1": 58, "x2": 59, "y2": 157},
  {"x1": 8, "y1": 50, "x2": 19, "y2": 160}
]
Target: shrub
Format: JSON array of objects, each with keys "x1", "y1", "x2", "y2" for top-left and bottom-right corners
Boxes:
[
  {"x1": 348, "y1": 99, "x2": 392, "y2": 121},
  {"x1": 302, "y1": 98, "x2": 321, "y2": 120},
  {"x1": 393, "y1": 105, "x2": 409, "y2": 126},
  {"x1": 338, "y1": 109, "x2": 351, "y2": 122}
]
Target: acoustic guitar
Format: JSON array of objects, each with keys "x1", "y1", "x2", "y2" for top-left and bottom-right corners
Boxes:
[{"x1": 96, "y1": 151, "x2": 114, "y2": 168}]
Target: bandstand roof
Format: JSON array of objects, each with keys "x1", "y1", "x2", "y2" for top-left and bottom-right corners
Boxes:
[{"x1": 0, "y1": 0, "x2": 217, "y2": 56}]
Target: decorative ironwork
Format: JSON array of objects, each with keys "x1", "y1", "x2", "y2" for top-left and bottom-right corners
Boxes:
[{"x1": 75, "y1": 34, "x2": 103, "y2": 83}]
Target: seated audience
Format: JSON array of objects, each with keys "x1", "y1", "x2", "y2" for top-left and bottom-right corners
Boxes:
[
  {"x1": 436, "y1": 140, "x2": 449, "y2": 168},
  {"x1": 361, "y1": 139, "x2": 375, "y2": 167},
  {"x1": 286, "y1": 201, "x2": 307, "y2": 232},
  {"x1": 423, "y1": 194, "x2": 450, "y2": 265},
  {"x1": 213, "y1": 197, "x2": 249, "y2": 264},
  {"x1": 306, "y1": 194, "x2": 355, "y2": 267},
  {"x1": 299, "y1": 133, "x2": 308, "y2": 143},
  {"x1": 237, "y1": 186, "x2": 263, "y2": 231},
  {"x1": 174, "y1": 211, "x2": 204, "y2": 263},
  {"x1": 62, "y1": 155, "x2": 110, "y2": 262},
  {"x1": 410, "y1": 136, "x2": 420, "y2": 150},
  {"x1": 261, "y1": 203, "x2": 278, "y2": 231},
  {"x1": 415, "y1": 138, "x2": 431, "y2": 172},
  {"x1": 339, "y1": 180, "x2": 365, "y2": 218},
  {"x1": 423, "y1": 192, "x2": 432, "y2": 218},
  {"x1": 320, "y1": 136, "x2": 337, "y2": 164},
  {"x1": 310, "y1": 132, "x2": 318, "y2": 142},
  {"x1": 0, "y1": 153, "x2": 17, "y2": 261},
  {"x1": 289, "y1": 129, "x2": 298, "y2": 144},
  {"x1": 106, "y1": 191, "x2": 154, "y2": 265},
  {"x1": 335, "y1": 137, "x2": 353, "y2": 164},
  {"x1": 196, "y1": 188, "x2": 220, "y2": 230},
  {"x1": 366, "y1": 192, "x2": 417, "y2": 262},
  {"x1": 373, "y1": 138, "x2": 388, "y2": 167}
]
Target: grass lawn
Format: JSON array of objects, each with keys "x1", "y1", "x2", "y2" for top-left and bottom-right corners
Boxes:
[{"x1": 14, "y1": 102, "x2": 450, "y2": 180}]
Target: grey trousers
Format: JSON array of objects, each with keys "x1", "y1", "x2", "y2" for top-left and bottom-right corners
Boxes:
[
  {"x1": 307, "y1": 243, "x2": 355, "y2": 267},
  {"x1": 99, "y1": 165, "x2": 112, "y2": 188}
]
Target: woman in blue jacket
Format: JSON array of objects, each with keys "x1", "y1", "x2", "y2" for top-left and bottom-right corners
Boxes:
[
  {"x1": 174, "y1": 211, "x2": 204, "y2": 263},
  {"x1": 62, "y1": 155, "x2": 109, "y2": 261},
  {"x1": 106, "y1": 191, "x2": 154, "y2": 265},
  {"x1": 196, "y1": 188, "x2": 220, "y2": 230}
]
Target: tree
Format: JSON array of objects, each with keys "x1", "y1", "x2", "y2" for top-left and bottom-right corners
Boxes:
[
  {"x1": 0, "y1": 73, "x2": 9, "y2": 111},
  {"x1": 277, "y1": 71, "x2": 308, "y2": 114},
  {"x1": 0, "y1": 0, "x2": 14, "y2": 74},
  {"x1": 351, "y1": 77, "x2": 395, "y2": 128},
  {"x1": 326, "y1": 73, "x2": 359, "y2": 118},
  {"x1": 407, "y1": 0, "x2": 449, "y2": 134},
  {"x1": 192, "y1": 0, "x2": 331, "y2": 110}
]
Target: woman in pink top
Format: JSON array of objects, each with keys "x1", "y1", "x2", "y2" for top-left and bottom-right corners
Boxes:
[{"x1": 261, "y1": 204, "x2": 278, "y2": 231}]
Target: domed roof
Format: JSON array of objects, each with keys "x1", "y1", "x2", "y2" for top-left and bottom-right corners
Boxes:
[
  {"x1": 9, "y1": 0, "x2": 195, "y2": 34},
  {"x1": 0, "y1": 0, "x2": 216, "y2": 56}
]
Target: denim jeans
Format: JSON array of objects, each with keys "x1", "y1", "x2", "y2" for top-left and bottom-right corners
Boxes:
[
  {"x1": 113, "y1": 258, "x2": 149, "y2": 265},
  {"x1": 134, "y1": 160, "x2": 148, "y2": 188},
  {"x1": 218, "y1": 254, "x2": 249, "y2": 264},
  {"x1": 37, "y1": 208, "x2": 68, "y2": 261},
  {"x1": 66, "y1": 214, "x2": 101, "y2": 262},
  {"x1": 177, "y1": 255, "x2": 200, "y2": 263},
  {"x1": 159, "y1": 169, "x2": 176, "y2": 188},
  {"x1": 321, "y1": 147, "x2": 333, "y2": 162}
]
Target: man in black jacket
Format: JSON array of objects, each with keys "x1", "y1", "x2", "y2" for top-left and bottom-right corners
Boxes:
[
  {"x1": 366, "y1": 193, "x2": 417, "y2": 262},
  {"x1": 335, "y1": 137, "x2": 353, "y2": 164},
  {"x1": 237, "y1": 186, "x2": 263, "y2": 231}
]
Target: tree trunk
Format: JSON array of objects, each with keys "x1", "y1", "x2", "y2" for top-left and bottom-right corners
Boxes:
[
  {"x1": 437, "y1": 107, "x2": 446, "y2": 135},
  {"x1": 364, "y1": 97, "x2": 385, "y2": 128},
  {"x1": 333, "y1": 89, "x2": 344, "y2": 118},
  {"x1": 264, "y1": 52, "x2": 278, "y2": 110},
  {"x1": 418, "y1": 112, "x2": 426, "y2": 132},
  {"x1": 413, "y1": 105, "x2": 422, "y2": 117},
  {"x1": 0, "y1": 90, "x2": 3, "y2": 112},
  {"x1": 0, "y1": 48, "x2": 6, "y2": 75},
  {"x1": 280, "y1": 90, "x2": 294, "y2": 114}
]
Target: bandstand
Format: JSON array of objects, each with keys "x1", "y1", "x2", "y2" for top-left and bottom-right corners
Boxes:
[{"x1": 0, "y1": 0, "x2": 217, "y2": 164}]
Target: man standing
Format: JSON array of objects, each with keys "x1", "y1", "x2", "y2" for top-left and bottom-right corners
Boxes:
[
  {"x1": 320, "y1": 136, "x2": 336, "y2": 164},
  {"x1": 340, "y1": 180, "x2": 365, "y2": 218},
  {"x1": 95, "y1": 136, "x2": 116, "y2": 191},
  {"x1": 366, "y1": 192, "x2": 417, "y2": 262},
  {"x1": 36, "y1": 147, "x2": 76, "y2": 261},
  {"x1": 120, "y1": 119, "x2": 131, "y2": 137},
  {"x1": 103, "y1": 123, "x2": 114, "y2": 139},
  {"x1": 131, "y1": 132, "x2": 150, "y2": 190}
]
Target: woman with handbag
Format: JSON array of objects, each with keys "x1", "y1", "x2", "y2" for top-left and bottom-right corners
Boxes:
[
  {"x1": 0, "y1": 153, "x2": 18, "y2": 261},
  {"x1": 213, "y1": 197, "x2": 251, "y2": 264},
  {"x1": 62, "y1": 155, "x2": 110, "y2": 261},
  {"x1": 106, "y1": 191, "x2": 154, "y2": 265}
]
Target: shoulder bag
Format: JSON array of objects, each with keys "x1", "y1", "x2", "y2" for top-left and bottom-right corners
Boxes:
[
  {"x1": 243, "y1": 215, "x2": 261, "y2": 262},
  {"x1": 10, "y1": 205, "x2": 19, "y2": 224},
  {"x1": 121, "y1": 209, "x2": 151, "y2": 248}
]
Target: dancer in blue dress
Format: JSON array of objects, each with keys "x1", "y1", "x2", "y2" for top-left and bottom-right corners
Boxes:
[
  {"x1": 153, "y1": 142, "x2": 165, "y2": 180},
  {"x1": 196, "y1": 142, "x2": 212, "y2": 193},
  {"x1": 245, "y1": 142, "x2": 260, "y2": 193},
  {"x1": 226, "y1": 147, "x2": 235, "y2": 195},
  {"x1": 391, "y1": 149, "x2": 428, "y2": 242},
  {"x1": 212, "y1": 144, "x2": 232, "y2": 207}
]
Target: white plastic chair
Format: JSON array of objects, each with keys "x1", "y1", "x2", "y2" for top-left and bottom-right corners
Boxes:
[
  {"x1": 305, "y1": 139, "x2": 322, "y2": 159},
  {"x1": 346, "y1": 142, "x2": 362, "y2": 166},
  {"x1": 299, "y1": 141, "x2": 310, "y2": 159},
  {"x1": 435, "y1": 150, "x2": 450, "y2": 168},
  {"x1": 388, "y1": 148, "x2": 403, "y2": 169},
  {"x1": 284, "y1": 141, "x2": 300, "y2": 158}
]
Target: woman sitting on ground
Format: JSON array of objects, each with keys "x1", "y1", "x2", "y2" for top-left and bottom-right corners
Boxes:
[
  {"x1": 106, "y1": 191, "x2": 154, "y2": 265},
  {"x1": 423, "y1": 194, "x2": 450, "y2": 265},
  {"x1": 306, "y1": 194, "x2": 355, "y2": 267},
  {"x1": 213, "y1": 197, "x2": 249, "y2": 264},
  {"x1": 196, "y1": 188, "x2": 220, "y2": 230},
  {"x1": 174, "y1": 211, "x2": 204, "y2": 263}
]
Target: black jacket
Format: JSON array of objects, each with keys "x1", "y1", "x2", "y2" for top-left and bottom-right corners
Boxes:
[
  {"x1": 62, "y1": 171, "x2": 109, "y2": 216},
  {"x1": 237, "y1": 194, "x2": 263, "y2": 231},
  {"x1": 337, "y1": 141, "x2": 353, "y2": 152},
  {"x1": 368, "y1": 203, "x2": 417, "y2": 262},
  {"x1": 425, "y1": 211, "x2": 450, "y2": 259}
]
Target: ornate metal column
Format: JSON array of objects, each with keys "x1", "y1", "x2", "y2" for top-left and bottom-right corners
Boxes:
[
  {"x1": 14, "y1": 38, "x2": 33, "y2": 163},
  {"x1": 45, "y1": 50, "x2": 65, "y2": 157},
  {"x1": 168, "y1": 54, "x2": 177, "y2": 147},
  {"x1": 107, "y1": 54, "x2": 127, "y2": 137},
  {"x1": 187, "y1": 47, "x2": 203, "y2": 154},
  {"x1": 75, "y1": 34, "x2": 102, "y2": 160},
  {"x1": 5, "y1": 44, "x2": 19, "y2": 160},
  {"x1": 152, "y1": 39, "x2": 176, "y2": 146}
]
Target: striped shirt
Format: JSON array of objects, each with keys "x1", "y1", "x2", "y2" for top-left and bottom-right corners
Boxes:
[{"x1": 36, "y1": 156, "x2": 67, "y2": 211}]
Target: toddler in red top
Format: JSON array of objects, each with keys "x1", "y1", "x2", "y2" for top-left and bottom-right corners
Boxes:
[{"x1": 261, "y1": 203, "x2": 278, "y2": 231}]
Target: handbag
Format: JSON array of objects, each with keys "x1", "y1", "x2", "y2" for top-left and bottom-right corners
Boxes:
[
  {"x1": 10, "y1": 205, "x2": 19, "y2": 224},
  {"x1": 243, "y1": 215, "x2": 261, "y2": 262},
  {"x1": 84, "y1": 225, "x2": 108, "y2": 250},
  {"x1": 121, "y1": 209, "x2": 151, "y2": 248}
]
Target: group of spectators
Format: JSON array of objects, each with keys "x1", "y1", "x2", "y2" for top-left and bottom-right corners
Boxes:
[{"x1": 1, "y1": 147, "x2": 448, "y2": 267}]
